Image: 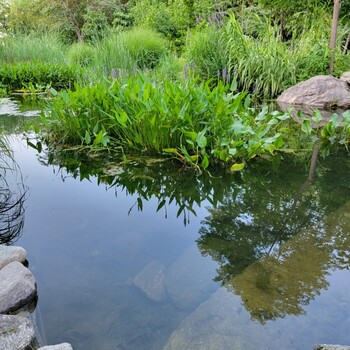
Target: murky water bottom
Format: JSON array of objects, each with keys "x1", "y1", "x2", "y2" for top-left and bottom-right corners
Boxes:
[{"x1": 1, "y1": 98, "x2": 350, "y2": 349}]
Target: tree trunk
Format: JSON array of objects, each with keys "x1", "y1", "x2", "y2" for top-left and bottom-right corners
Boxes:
[
  {"x1": 329, "y1": 0, "x2": 342, "y2": 74},
  {"x1": 343, "y1": 31, "x2": 350, "y2": 54}
]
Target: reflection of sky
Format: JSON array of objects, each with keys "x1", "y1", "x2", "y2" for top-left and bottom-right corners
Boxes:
[
  {"x1": 0, "y1": 98, "x2": 41, "y2": 117},
  {"x1": 5, "y1": 134, "x2": 350, "y2": 349}
]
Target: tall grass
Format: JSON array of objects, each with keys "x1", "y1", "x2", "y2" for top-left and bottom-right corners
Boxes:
[
  {"x1": 85, "y1": 27, "x2": 170, "y2": 82},
  {"x1": 0, "y1": 32, "x2": 67, "y2": 63},
  {"x1": 185, "y1": 25, "x2": 229, "y2": 81},
  {"x1": 184, "y1": 7, "x2": 350, "y2": 99}
]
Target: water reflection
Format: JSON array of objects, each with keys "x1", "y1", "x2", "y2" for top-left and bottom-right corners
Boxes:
[
  {"x1": 198, "y1": 151, "x2": 350, "y2": 323},
  {"x1": 35, "y1": 142, "x2": 350, "y2": 323}
]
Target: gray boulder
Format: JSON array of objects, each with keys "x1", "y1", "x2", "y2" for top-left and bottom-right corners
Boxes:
[
  {"x1": 277, "y1": 75, "x2": 350, "y2": 121},
  {"x1": 0, "y1": 245, "x2": 27, "y2": 270},
  {"x1": 0, "y1": 314, "x2": 37, "y2": 350},
  {"x1": 314, "y1": 346, "x2": 350, "y2": 350},
  {"x1": 0, "y1": 261, "x2": 37, "y2": 314},
  {"x1": 38, "y1": 343, "x2": 73, "y2": 350},
  {"x1": 340, "y1": 71, "x2": 350, "y2": 84}
]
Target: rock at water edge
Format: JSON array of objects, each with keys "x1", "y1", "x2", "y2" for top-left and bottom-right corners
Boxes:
[
  {"x1": 340, "y1": 72, "x2": 350, "y2": 84},
  {"x1": 277, "y1": 75, "x2": 350, "y2": 120},
  {"x1": 0, "y1": 261, "x2": 37, "y2": 314},
  {"x1": 38, "y1": 343, "x2": 74, "y2": 350},
  {"x1": 0, "y1": 245, "x2": 27, "y2": 270},
  {"x1": 0, "y1": 314, "x2": 36, "y2": 350},
  {"x1": 314, "y1": 345, "x2": 350, "y2": 350}
]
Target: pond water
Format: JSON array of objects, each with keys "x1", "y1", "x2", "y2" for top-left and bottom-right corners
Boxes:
[{"x1": 1, "y1": 98, "x2": 350, "y2": 350}]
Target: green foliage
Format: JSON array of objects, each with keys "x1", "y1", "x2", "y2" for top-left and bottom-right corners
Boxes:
[
  {"x1": 0, "y1": 62, "x2": 81, "y2": 92},
  {"x1": 130, "y1": 0, "x2": 189, "y2": 46},
  {"x1": 121, "y1": 27, "x2": 169, "y2": 69},
  {"x1": 68, "y1": 42, "x2": 96, "y2": 67},
  {"x1": 34, "y1": 74, "x2": 327, "y2": 171},
  {"x1": 185, "y1": 25, "x2": 229, "y2": 81},
  {"x1": 0, "y1": 31, "x2": 66, "y2": 63}
]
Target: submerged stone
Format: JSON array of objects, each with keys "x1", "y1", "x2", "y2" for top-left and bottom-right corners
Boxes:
[
  {"x1": 38, "y1": 343, "x2": 73, "y2": 350},
  {"x1": 164, "y1": 245, "x2": 218, "y2": 310},
  {"x1": 0, "y1": 314, "x2": 36, "y2": 350},
  {"x1": 133, "y1": 260, "x2": 167, "y2": 302},
  {"x1": 0, "y1": 245, "x2": 27, "y2": 270},
  {"x1": 0, "y1": 261, "x2": 37, "y2": 314}
]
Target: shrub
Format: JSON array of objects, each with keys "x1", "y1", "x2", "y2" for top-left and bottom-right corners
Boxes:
[
  {"x1": 121, "y1": 27, "x2": 169, "y2": 69},
  {"x1": 185, "y1": 25, "x2": 229, "y2": 81},
  {"x1": 68, "y1": 42, "x2": 96, "y2": 67}
]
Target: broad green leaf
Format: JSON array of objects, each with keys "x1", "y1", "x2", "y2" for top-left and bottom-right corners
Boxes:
[
  {"x1": 230, "y1": 163, "x2": 245, "y2": 171},
  {"x1": 201, "y1": 154, "x2": 209, "y2": 169},
  {"x1": 228, "y1": 148, "x2": 237, "y2": 156},
  {"x1": 301, "y1": 119, "x2": 312, "y2": 134},
  {"x1": 84, "y1": 131, "x2": 91, "y2": 144},
  {"x1": 329, "y1": 113, "x2": 340, "y2": 128},
  {"x1": 255, "y1": 106, "x2": 269, "y2": 120},
  {"x1": 196, "y1": 129, "x2": 207, "y2": 148},
  {"x1": 312, "y1": 110, "x2": 323, "y2": 125},
  {"x1": 342, "y1": 110, "x2": 350, "y2": 126}
]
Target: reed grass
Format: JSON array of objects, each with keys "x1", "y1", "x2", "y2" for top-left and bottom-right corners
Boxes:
[{"x1": 0, "y1": 31, "x2": 67, "y2": 63}]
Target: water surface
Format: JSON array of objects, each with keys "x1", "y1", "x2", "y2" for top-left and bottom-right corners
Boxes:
[{"x1": 1, "y1": 98, "x2": 350, "y2": 350}]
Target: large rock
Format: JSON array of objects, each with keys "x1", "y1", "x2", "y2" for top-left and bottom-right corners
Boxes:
[
  {"x1": 0, "y1": 245, "x2": 27, "y2": 270},
  {"x1": 38, "y1": 343, "x2": 73, "y2": 350},
  {"x1": 340, "y1": 71, "x2": 350, "y2": 84},
  {"x1": 0, "y1": 314, "x2": 37, "y2": 350},
  {"x1": 315, "y1": 346, "x2": 350, "y2": 350},
  {"x1": 277, "y1": 75, "x2": 350, "y2": 121},
  {"x1": 0, "y1": 261, "x2": 37, "y2": 314}
]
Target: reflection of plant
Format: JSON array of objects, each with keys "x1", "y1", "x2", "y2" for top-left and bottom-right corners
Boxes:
[
  {"x1": 34, "y1": 145, "x2": 237, "y2": 224},
  {"x1": 0, "y1": 137, "x2": 26, "y2": 245}
]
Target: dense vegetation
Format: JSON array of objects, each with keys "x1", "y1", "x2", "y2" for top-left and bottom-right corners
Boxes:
[{"x1": 1, "y1": 0, "x2": 350, "y2": 170}]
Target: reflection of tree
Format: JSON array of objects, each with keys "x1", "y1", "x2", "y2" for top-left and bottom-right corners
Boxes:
[
  {"x1": 34, "y1": 141, "x2": 350, "y2": 322},
  {"x1": 0, "y1": 138, "x2": 26, "y2": 245},
  {"x1": 198, "y1": 151, "x2": 350, "y2": 323}
]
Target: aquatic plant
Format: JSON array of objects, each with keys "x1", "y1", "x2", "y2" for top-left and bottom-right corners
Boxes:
[
  {"x1": 32, "y1": 74, "x2": 337, "y2": 171},
  {"x1": 0, "y1": 62, "x2": 81, "y2": 93}
]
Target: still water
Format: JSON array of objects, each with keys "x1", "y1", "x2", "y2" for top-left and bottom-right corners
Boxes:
[{"x1": 1, "y1": 98, "x2": 350, "y2": 350}]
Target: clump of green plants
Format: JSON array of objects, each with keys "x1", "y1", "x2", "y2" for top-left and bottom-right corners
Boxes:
[
  {"x1": 68, "y1": 42, "x2": 96, "y2": 67},
  {"x1": 120, "y1": 27, "x2": 169, "y2": 69},
  {"x1": 0, "y1": 62, "x2": 81, "y2": 92},
  {"x1": 185, "y1": 25, "x2": 229, "y2": 82},
  {"x1": 32, "y1": 73, "x2": 348, "y2": 172}
]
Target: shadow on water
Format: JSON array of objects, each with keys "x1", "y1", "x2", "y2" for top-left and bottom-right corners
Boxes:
[{"x1": 34, "y1": 141, "x2": 350, "y2": 324}]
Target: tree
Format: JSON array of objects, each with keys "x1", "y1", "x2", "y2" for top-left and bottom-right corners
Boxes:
[
  {"x1": 329, "y1": 0, "x2": 342, "y2": 73},
  {"x1": 0, "y1": 1, "x2": 10, "y2": 34}
]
